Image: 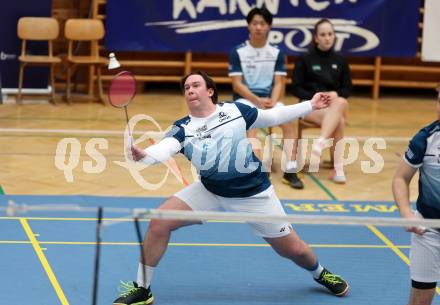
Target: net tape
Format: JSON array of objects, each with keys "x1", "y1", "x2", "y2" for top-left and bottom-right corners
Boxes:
[{"x1": 2, "y1": 200, "x2": 440, "y2": 230}]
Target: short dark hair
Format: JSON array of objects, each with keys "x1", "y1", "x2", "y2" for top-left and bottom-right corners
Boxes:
[
  {"x1": 180, "y1": 71, "x2": 218, "y2": 104},
  {"x1": 246, "y1": 7, "x2": 273, "y2": 25}
]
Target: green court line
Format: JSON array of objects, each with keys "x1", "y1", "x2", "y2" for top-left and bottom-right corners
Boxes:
[
  {"x1": 306, "y1": 173, "x2": 337, "y2": 200},
  {"x1": 258, "y1": 128, "x2": 334, "y2": 199}
]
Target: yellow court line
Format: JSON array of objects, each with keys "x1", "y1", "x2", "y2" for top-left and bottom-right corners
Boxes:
[
  {"x1": 0, "y1": 239, "x2": 410, "y2": 248},
  {"x1": 20, "y1": 219, "x2": 70, "y2": 305},
  {"x1": 367, "y1": 225, "x2": 440, "y2": 295},
  {"x1": 367, "y1": 225, "x2": 410, "y2": 264}
]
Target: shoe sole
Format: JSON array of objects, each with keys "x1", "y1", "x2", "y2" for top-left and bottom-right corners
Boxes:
[
  {"x1": 332, "y1": 180, "x2": 346, "y2": 185},
  {"x1": 334, "y1": 284, "x2": 349, "y2": 297},
  {"x1": 329, "y1": 174, "x2": 346, "y2": 184},
  {"x1": 281, "y1": 178, "x2": 304, "y2": 189},
  {"x1": 113, "y1": 296, "x2": 154, "y2": 305}
]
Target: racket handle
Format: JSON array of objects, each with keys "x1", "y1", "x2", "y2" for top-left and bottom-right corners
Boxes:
[{"x1": 124, "y1": 105, "x2": 132, "y2": 138}]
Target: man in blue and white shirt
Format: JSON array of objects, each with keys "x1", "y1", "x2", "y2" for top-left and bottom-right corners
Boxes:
[
  {"x1": 229, "y1": 7, "x2": 304, "y2": 189},
  {"x1": 112, "y1": 71, "x2": 349, "y2": 305},
  {"x1": 393, "y1": 83, "x2": 440, "y2": 305}
]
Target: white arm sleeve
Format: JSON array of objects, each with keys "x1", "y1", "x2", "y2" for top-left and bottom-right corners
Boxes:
[
  {"x1": 250, "y1": 100, "x2": 313, "y2": 129},
  {"x1": 140, "y1": 137, "x2": 182, "y2": 165}
]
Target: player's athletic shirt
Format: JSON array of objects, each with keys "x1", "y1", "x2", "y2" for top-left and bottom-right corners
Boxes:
[
  {"x1": 166, "y1": 102, "x2": 269, "y2": 198},
  {"x1": 228, "y1": 41, "x2": 286, "y2": 100},
  {"x1": 404, "y1": 120, "x2": 440, "y2": 219}
]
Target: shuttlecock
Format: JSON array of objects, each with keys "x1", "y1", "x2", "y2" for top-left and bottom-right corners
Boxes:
[{"x1": 108, "y1": 52, "x2": 120, "y2": 70}]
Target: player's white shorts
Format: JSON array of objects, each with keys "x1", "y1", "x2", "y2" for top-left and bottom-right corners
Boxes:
[
  {"x1": 409, "y1": 212, "x2": 440, "y2": 283},
  {"x1": 174, "y1": 181, "x2": 292, "y2": 238},
  {"x1": 235, "y1": 98, "x2": 284, "y2": 109}
]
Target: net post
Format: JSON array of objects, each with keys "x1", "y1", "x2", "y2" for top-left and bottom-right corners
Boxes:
[{"x1": 92, "y1": 206, "x2": 103, "y2": 305}]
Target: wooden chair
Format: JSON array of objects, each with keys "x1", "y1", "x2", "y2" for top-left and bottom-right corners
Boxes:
[
  {"x1": 64, "y1": 18, "x2": 106, "y2": 104},
  {"x1": 17, "y1": 17, "x2": 61, "y2": 104}
]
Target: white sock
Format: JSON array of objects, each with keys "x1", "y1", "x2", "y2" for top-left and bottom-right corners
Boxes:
[
  {"x1": 334, "y1": 163, "x2": 345, "y2": 177},
  {"x1": 137, "y1": 263, "x2": 154, "y2": 288},
  {"x1": 309, "y1": 262, "x2": 324, "y2": 279},
  {"x1": 285, "y1": 160, "x2": 297, "y2": 172},
  {"x1": 311, "y1": 138, "x2": 324, "y2": 158}
]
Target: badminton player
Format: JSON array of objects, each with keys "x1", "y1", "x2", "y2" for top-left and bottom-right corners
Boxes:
[
  {"x1": 393, "y1": 82, "x2": 440, "y2": 305},
  {"x1": 113, "y1": 71, "x2": 349, "y2": 305}
]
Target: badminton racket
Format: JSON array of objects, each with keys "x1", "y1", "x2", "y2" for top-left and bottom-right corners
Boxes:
[{"x1": 108, "y1": 71, "x2": 137, "y2": 137}]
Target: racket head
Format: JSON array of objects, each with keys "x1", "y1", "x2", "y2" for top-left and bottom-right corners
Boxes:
[{"x1": 108, "y1": 70, "x2": 136, "y2": 108}]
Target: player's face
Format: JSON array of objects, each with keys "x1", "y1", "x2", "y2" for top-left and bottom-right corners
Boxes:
[
  {"x1": 183, "y1": 75, "x2": 214, "y2": 108},
  {"x1": 248, "y1": 15, "x2": 270, "y2": 41},
  {"x1": 314, "y1": 22, "x2": 335, "y2": 51}
]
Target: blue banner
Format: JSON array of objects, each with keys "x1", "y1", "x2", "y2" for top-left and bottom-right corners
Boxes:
[
  {"x1": 105, "y1": 0, "x2": 420, "y2": 57},
  {"x1": 0, "y1": 0, "x2": 51, "y2": 89}
]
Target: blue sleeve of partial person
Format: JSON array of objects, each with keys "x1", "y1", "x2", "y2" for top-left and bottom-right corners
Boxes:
[
  {"x1": 404, "y1": 129, "x2": 427, "y2": 167},
  {"x1": 234, "y1": 102, "x2": 258, "y2": 130}
]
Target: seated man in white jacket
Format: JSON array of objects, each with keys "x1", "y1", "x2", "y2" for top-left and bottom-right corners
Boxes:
[{"x1": 113, "y1": 71, "x2": 349, "y2": 305}]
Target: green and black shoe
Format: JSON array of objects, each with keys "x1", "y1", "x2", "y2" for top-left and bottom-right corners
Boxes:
[
  {"x1": 113, "y1": 281, "x2": 154, "y2": 305},
  {"x1": 314, "y1": 268, "x2": 349, "y2": 296}
]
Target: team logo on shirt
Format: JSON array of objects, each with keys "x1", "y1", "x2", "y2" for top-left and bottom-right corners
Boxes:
[
  {"x1": 195, "y1": 125, "x2": 208, "y2": 138},
  {"x1": 218, "y1": 111, "x2": 230, "y2": 122}
]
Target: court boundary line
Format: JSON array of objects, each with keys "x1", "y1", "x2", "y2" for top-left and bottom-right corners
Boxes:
[
  {"x1": 0, "y1": 240, "x2": 411, "y2": 248},
  {"x1": 368, "y1": 224, "x2": 440, "y2": 295},
  {"x1": 20, "y1": 218, "x2": 70, "y2": 305},
  {"x1": 0, "y1": 127, "x2": 411, "y2": 142}
]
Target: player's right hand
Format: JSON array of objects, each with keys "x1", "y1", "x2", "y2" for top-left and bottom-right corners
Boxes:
[{"x1": 130, "y1": 145, "x2": 146, "y2": 162}]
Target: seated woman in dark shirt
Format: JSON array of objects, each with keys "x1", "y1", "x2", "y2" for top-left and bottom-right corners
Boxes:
[{"x1": 292, "y1": 18, "x2": 351, "y2": 184}]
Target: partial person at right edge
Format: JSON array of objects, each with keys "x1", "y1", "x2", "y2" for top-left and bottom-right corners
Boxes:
[
  {"x1": 392, "y1": 83, "x2": 440, "y2": 305},
  {"x1": 291, "y1": 18, "x2": 351, "y2": 184}
]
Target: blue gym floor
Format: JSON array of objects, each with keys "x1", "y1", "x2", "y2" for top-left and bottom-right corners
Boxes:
[{"x1": 1, "y1": 195, "x2": 439, "y2": 305}]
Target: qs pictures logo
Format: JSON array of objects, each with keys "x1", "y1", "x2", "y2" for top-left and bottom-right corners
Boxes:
[{"x1": 54, "y1": 114, "x2": 189, "y2": 190}]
